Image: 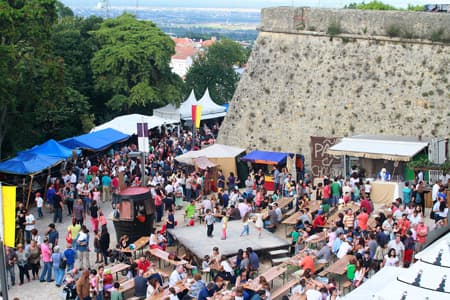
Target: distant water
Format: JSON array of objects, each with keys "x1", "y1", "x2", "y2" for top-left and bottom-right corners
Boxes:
[{"x1": 60, "y1": 0, "x2": 431, "y2": 10}]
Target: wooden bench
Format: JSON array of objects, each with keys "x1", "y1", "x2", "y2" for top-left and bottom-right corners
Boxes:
[
  {"x1": 271, "y1": 278, "x2": 298, "y2": 300},
  {"x1": 341, "y1": 280, "x2": 353, "y2": 294},
  {"x1": 118, "y1": 278, "x2": 135, "y2": 298},
  {"x1": 269, "y1": 249, "x2": 290, "y2": 257},
  {"x1": 313, "y1": 263, "x2": 326, "y2": 275},
  {"x1": 271, "y1": 257, "x2": 291, "y2": 266},
  {"x1": 317, "y1": 269, "x2": 329, "y2": 277}
]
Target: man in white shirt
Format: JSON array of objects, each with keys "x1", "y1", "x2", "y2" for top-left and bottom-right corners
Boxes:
[
  {"x1": 388, "y1": 234, "x2": 405, "y2": 261},
  {"x1": 202, "y1": 196, "x2": 212, "y2": 212},
  {"x1": 165, "y1": 182, "x2": 174, "y2": 195},
  {"x1": 70, "y1": 171, "x2": 77, "y2": 185},
  {"x1": 24, "y1": 210, "x2": 36, "y2": 243},
  {"x1": 273, "y1": 203, "x2": 282, "y2": 223},
  {"x1": 169, "y1": 265, "x2": 186, "y2": 287},
  {"x1": 432, "y1": 180, "x2": 441, "y2": 201},
  {"x1": 336, "y1": 237, "x2": 353, "y2": 259}
]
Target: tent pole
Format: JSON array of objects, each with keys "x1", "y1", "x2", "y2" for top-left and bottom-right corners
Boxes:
[
  {"x1": 25, "y1": 175, "x2": 34, "y2": 209},
  {"x1": 44, "y1": 168, "x2": 50, "y2": 201}
]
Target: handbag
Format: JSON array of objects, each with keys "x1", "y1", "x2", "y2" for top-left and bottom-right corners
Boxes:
[
  {"x1": 66, "y1": 231, "x2": 73, "y2": 244},
  {"x1": 59, "y1": 255, "x2": 67, "y2": 269}
]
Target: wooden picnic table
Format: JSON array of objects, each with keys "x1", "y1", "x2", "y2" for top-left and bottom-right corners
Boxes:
[
  {"x1": 323, "y1": 254, "x2": 355, "y2": 276},
  {"x1": 243, "y1": 265, "x2": 287, "y2": 291},
  {"x1": 276, "y1": 197, "x2": 294, "y2": 210},
  {"x1": 147, "y1": 281, "x2": 188, "y2": 300},
  {"x1": 150, "y1": 248, "x2": 188, "y2": 268},
  {"x1": 110, "y1": 263, "x2": 130, "y2": 280},
  {"x1": 120, "y1": 236, "x2": 150, "y2": 258},
  {"x1": 304, "y1": 231, "x2": 328, "y2": 248}
]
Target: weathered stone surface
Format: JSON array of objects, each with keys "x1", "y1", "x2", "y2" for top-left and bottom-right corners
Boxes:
[{"x1": 218, "y1": 7, "x2": 450, "y2": 167}]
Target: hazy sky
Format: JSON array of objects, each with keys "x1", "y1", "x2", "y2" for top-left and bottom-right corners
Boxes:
[{"x1": 61, "y1": 0, "x2": 432, "y2": 9}]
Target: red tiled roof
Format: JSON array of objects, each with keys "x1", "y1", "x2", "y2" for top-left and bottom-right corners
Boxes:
[
  {"x1": 202, "y1": 40, "x2": 215, "y2": 47},
  {"x1": 173, "y1": 44, "x2": 196, "y2": 60}
]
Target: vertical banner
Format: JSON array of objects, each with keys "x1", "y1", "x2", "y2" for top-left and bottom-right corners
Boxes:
[
  {"x1": 137, "y1": 123, "x2": 149, "y2": 153},
  {"x1": 2, "y1": 186, "x2": 16, "y2": 247},
  {"x1": 191, "y1": 105, "x2": 197, "y2": 125},
  {"x1": 195, "y1": 105, "x2": 202, "y2": 129}
]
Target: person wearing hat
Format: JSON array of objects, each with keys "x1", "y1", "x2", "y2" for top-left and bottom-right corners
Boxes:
[{"x1": 35, "y1": 192, "x2": 44, "y2": 218}]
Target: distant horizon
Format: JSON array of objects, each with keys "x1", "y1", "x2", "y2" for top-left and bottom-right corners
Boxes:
[{"x1": 60, "y1": 0, "x2": 433, "y2": 10}]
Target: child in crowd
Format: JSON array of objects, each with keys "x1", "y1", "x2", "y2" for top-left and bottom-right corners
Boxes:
[
  {"x1": 240, "y1": 212, "x2": 250, "y2": 236},
  {"x1": 205, "y1": 209, "x2": 215, "y2": 238},
  {"x1": 221, "y1": 213, "x2": 229, "y2": 240}
]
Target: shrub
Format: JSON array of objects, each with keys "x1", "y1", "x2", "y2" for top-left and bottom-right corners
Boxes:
[
  {"x1": 327, "y1": 21, "x2": 342, "y2": 36},
  {"x1": 431, "y1": 28, "x2": 444, "y2": 42},
  {"x1": 386, "y1": 24, "x2": 401, "y2": 37}
]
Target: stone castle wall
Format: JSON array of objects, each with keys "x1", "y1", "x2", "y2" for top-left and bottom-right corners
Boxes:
[
  {"x1": 260, "y1": 7, "x2": 450, "y2": 39},
  {"x1": 218, "y1": 7, "x2": 450, "y2": 168}
]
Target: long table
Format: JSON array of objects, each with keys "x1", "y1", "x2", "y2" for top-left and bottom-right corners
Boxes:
[
  {"x1": 110, "y1": 263, "x2": 130, "y2": 280},
  {"x1": 120, "y1": 236, "x2": 150, "y2": 259},
  {"x1": 243, "y1": 265, "x2": 287, "y2": 291},
  {"x1": 147, "y1": 281, "x2": 188, "y2": 300},
  {"x1": 150, "y1": 248, "x2": 188, "y2": 268},
  {"x1": 323, "y1": 254, "x2": 355, "y2": 276},
  {"x1": 282, "y1": 200, "x2": 322, "y2": 235}
]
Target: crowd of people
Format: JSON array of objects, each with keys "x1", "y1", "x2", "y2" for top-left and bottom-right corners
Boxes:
[{"x1": 3, "y1": 121, "x2": 449, "y2": 300}]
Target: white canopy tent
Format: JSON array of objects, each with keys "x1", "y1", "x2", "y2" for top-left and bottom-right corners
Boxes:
[
  {"x1": 153, "y1": 89, "x2": 227, "y2": 122},
  {"x1": 195, "y1": 88, "x2": 226, "y2": 120},
  {"x1": 90, "y1": 114, "x2": 178, "y2": 135},
  {"x1": 175, "y1": 144, "x2": 245, "y2": 165},
  {"x1": 327, "y1": 135, "x2": 429, "y2": 161},
  {"x1": 175, "y1": 144, "x2": 245, "y2": 179},
  {"x1": 153, "y1": 90, "x2": 198, "y2": 121},
  {"x1": 344, "y1": 232, "x2": 450, "y2": 300}
]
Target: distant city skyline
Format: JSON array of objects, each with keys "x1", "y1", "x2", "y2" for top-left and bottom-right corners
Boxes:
[{"x1": 61, "y1": 0, "x2": 434, "y2": 9}]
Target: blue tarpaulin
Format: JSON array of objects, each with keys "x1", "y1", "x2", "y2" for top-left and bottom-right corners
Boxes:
[
  {"x1": 0, "y1": 152, "x2": 63, "y2": 175},
  {"x1": 19, "y1": 139, "x2": 80, "y2": 159},
  {"x1": 241, "y1": 150, "x2": 293, "y2": 165},
  {"x1": 60, "y1": 128, "x2": 129, "y2": 151}
]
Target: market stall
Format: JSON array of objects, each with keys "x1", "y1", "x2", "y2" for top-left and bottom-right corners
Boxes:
[{"x1": 240, "y1": 150, "x2": 304, "y2": 191}]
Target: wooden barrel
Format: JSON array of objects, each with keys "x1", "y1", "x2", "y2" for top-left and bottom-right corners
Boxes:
[{"x1": 113, "y1": 187, "x2": 155, "y2": 244}]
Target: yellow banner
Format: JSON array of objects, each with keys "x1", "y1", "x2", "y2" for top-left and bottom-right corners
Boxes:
[
  {"x1": 195, "y1": 105, "x2": 202, "y2": 128},
  {"x1": 2, "y1": 186, "x2": 16, "y2": 247}
]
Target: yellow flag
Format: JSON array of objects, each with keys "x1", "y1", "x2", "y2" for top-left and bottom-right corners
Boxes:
[
  {"x1": 2, "y1": 186, "x2": 16, "y2": 247},
  {"x1": 195, "y1": 105, "x2": 202, "y2": 129}
]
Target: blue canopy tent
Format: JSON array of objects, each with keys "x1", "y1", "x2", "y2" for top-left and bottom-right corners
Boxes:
[
  {"x1": 0, "y1": 152, "x2": 63, "y2": 175},
  {"x1": 19, "y1": 139, "x2": 80, "y2": 159},
  {"x1": 60, "y1": 128, "x2": 130, "y2": 151},
  {"x1": 241, "y1": 150, "x2": 293, "y2": 165}
]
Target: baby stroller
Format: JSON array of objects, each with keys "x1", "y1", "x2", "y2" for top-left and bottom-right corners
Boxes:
[{"x1": 109, "y1": 247, "x2": 131, "y2": 265}]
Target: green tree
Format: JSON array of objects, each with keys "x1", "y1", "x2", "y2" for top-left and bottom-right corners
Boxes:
[
  {"x1": 55, "y1": 0, "x2": 74, "y2": 18},
  {"x1": 345, "y1": 1, "x2": 424, "y2": 11},
  {"x1": 0, "y1": 0, "x2": 93, "y2": 158},
  {"x1": 90, "y1": 13, "x2": 184, "y2": 113},
  {"x1": 51, "y1": 15, "x2": 103, "y2": 128},
  {"x1": 185, "y1": 38, "x2": 250, "y2": 104},
  {"x1": 0, "y1": 0, "x2": 59, "y2": 158}
]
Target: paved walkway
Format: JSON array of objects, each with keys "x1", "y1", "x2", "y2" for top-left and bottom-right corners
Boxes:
[{"x1": 7, "y1": 199, "x2": 116, "y2": 300}]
